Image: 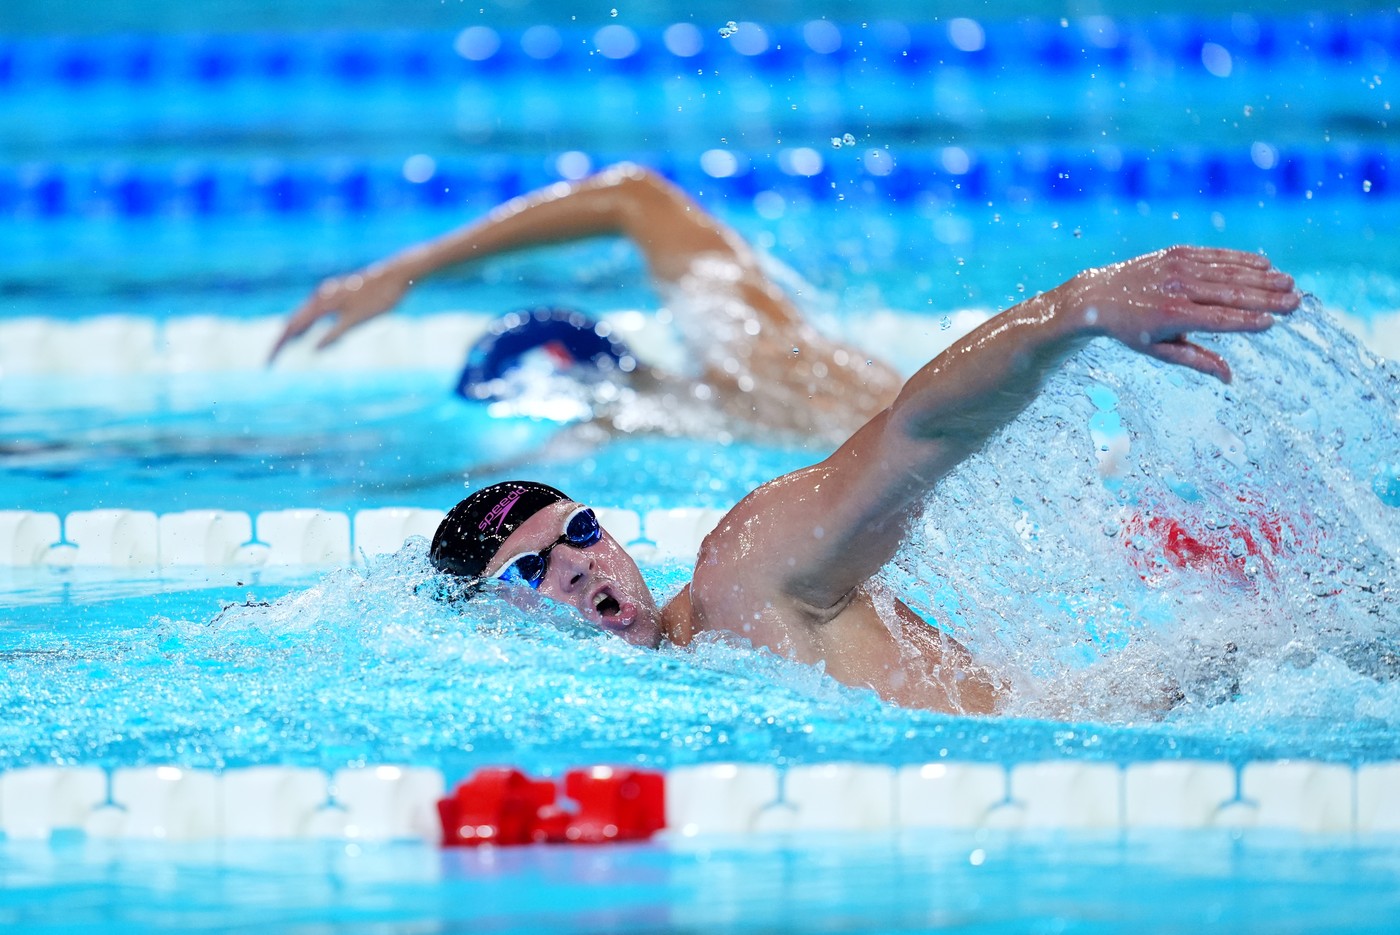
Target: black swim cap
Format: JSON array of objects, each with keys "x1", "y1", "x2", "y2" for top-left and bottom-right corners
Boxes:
[{"x1": 430, "y1": 481, "x2": 570, "y2": 578}]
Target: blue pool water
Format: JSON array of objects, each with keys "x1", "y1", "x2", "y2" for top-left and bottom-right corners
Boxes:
[
  {"x1": 3, "y1": 832, "x2": 1400, "y2": 933},
  {"x1": 3, "y1": 4, "x2": 1399, "y2": 930}
]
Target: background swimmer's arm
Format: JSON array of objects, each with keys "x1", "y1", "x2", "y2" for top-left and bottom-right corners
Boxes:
[
  {"x1": 733, "y1": 247, "x2": 1300, "y2": 615},
  {"x1": 268, "y1": 163, "x2": 804, "y2": 362}
]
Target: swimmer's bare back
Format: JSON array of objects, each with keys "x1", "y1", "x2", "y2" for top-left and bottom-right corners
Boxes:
[{"x1": 269, "y1": 163, "x2": 901, "y2": 441}]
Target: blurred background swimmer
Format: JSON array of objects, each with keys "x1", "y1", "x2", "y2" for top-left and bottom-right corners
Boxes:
[{"x1": 268, "y1": 163, "x2": 903, "y2": 445}]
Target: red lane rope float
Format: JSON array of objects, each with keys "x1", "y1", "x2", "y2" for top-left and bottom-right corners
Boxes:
[{"x1": 438, "y1": 766, "x2": 666, "y2": 846}]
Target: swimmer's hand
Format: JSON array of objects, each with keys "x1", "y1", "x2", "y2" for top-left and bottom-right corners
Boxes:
[
  {"x1": 1064, "y1": 245, "x2": 1300, "y2": 384},
  {"x1": 267, "y1": 261, "x2": 413, "y2": 364}
]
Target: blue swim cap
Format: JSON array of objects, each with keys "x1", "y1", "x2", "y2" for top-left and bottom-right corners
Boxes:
[{"x1": 455, "y1": 307, "x2": 637, "y2": 402}]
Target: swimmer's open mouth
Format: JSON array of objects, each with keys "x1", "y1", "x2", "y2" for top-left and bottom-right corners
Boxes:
[{"x1": 588, "y1": 584, "x2": 636, "y2": 631}]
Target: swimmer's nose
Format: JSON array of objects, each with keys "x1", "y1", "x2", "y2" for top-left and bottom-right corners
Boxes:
[{"x1": 552, "y1": 546, "x2": 594, "y2": 593}]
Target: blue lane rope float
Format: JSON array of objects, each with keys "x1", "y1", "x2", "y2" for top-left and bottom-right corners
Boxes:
[
  {"x1": 1, "y1": 145, "x2": 1391, "y2": 219},
  {"x1": 0, "y1": 14, "x2": 1396, "y2": 89}
]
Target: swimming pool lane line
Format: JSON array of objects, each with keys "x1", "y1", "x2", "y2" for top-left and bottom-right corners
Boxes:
[
  {"x1": 4, "y1": 13, "x2": 1393, "y2": 90},
  {"x1": 0, "y1": 505, "x2": 720, "y2": 570},
  {"x1": 0, "y1": 758, "x2": 1395, "y2": 842},
  {"x1": 6, "y1": 143, "x2": 1393, "y2": 221}
]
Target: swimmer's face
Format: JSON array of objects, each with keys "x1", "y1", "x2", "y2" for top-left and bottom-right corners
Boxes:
[{"x1": 483, "y1": 500, "x2": 663, "y2": 648}]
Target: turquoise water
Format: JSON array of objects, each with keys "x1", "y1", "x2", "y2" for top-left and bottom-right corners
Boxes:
[
  {"x1": 3, "y1": 831, "x2": 1399, "y2": 933},
  {"x1": 3, "y1": 6, "x2": 1399, "y2": 931}
]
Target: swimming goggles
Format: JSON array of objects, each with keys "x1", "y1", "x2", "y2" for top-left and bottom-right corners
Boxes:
[{"x1": 495, "y1": 506, "x2": 602, "y2": 589}]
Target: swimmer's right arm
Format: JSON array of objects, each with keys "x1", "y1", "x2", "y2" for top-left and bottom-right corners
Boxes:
[
  {"x1": 730, "y1": 247, "x2": 1301, "y2": 616},
  {"x1": 268, "y1": 163, "x2": 777, "y2": 363}
]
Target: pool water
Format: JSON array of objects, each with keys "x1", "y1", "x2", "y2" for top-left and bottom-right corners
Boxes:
[
  {"x1": 3, "y1": 831, "x2": 1400, "y2": 933},
  {"x1": 4, "y1": 4, "x2": 1400, "y2": 931}
]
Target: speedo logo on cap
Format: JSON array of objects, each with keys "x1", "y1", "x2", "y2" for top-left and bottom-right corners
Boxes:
[{"x1": 479, "y1": 489, "x2": 524, "y2": 533}]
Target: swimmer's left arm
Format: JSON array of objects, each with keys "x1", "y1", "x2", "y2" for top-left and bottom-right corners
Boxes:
[{"x1": 736, "y1": 247, "x2": 1300, "y2": 614}]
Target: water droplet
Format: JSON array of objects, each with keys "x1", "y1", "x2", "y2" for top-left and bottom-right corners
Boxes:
[
  {"x1": 842, "y1": 132, "x2": 856, "y2": 146},
  {"x1": 610, "y1": 7, "x2": 618, "y2": 16},
  {"x1": 719, "y1": 20, "x2": 738, "y2": 38},
  {"x1": 830, "y1": 136, "x2": 843, "y2": 148}
]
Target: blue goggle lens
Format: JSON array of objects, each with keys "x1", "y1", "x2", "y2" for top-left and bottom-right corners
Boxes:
[{"x1": 497, "y1": 508, "x2": 602, "y2": 589}]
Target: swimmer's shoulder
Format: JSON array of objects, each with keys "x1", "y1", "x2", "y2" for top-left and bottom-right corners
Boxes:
[
  {"x1": 662, "y1": 519, "x2": 751, "y2": 646},
  {"x1": 660, "y1": 583, "x2": 698, "y2": 647},
  {"x1": 680, "y1": 496, "x2": 838, "y2": 647}
]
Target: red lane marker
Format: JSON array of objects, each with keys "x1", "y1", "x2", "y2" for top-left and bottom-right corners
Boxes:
[
  {"x1": 438, "y1": 767, "x2": 558, "y2": 846},
  {"x1": 439, "y1": 766, "x2": 666, "y2": 847},
  {"x1": 560, "y1": 767, "x2": 667, "y2": 844}
]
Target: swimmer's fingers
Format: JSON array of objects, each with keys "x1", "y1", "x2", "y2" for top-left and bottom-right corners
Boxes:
[
  {"x1": 1193, "y1": 263, "x2": 1298, "y2": 299},
  {"x1": 1170, "y1": 246, "x2": 1273, "y2": 270},
  {"x1": 1175, "y1": 270, "x2": 1300, "y2": 315},
  {"x1": 1145, "y1": 337, "x2": 1232, "y2": 384},
  {"x1": 268, "y1": 285, "x2": 340, "y2": 364},
  {"x1": 313, "y1": 266, "x2": 411, "y2": 348},
  {"x1": 269, "y1": 268, "x2": 409, "y2": 362},
  {"x1": 314, "y1": 311, "x2": 360, "y2": 350},
  {"x1": 1175, "y1": 297, "x2": 1282, "y2": 335}
]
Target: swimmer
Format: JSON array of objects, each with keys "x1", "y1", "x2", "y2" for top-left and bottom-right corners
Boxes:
[
  {"x1": 269, "y1": 163, "x2": 903, "y2": 444},
  {"x1": 427, "y1": 246, "x2": 1301, "y2": 713}
]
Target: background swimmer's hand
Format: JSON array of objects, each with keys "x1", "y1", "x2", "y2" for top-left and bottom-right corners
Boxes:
[
  {"x1": 267, "y1": 261, "x2": 412, "y2": 364},
  {"x1": 1064, "y1": 245, "x2": 1300, "y2": 383}
]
